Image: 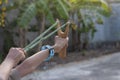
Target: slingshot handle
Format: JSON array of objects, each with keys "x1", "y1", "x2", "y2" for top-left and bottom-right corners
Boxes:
[{"x1": 57, "y1": 20, "x2": 69, "y2": 59}]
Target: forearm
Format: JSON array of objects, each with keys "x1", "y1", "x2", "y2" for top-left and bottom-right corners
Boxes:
[
  {"x1": 14, "y1": 49, "x2": 50, "y2": 77},
  {"x1": 14, "y1": 45, "x2": 58, "y2": 78},
  {"x1": 0, "y1": 59, "x2": 15, "y2": 80}
]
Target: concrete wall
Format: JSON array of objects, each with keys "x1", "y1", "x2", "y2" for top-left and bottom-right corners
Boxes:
[{"x1": 90, "y1": 2, "x2": 120, "y2": 43}]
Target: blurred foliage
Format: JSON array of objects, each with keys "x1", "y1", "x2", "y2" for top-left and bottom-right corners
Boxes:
[
  {"x1": 69, "y1": 0, "x2": 111, "y2": 38},
  {"x1": 0, "y1": 0, "x2": 111, "y2": 54},
  {"x1": 6, "y1": 0, "x2": 70, "y2": 28},
  {"x1": 0, "y1": 0, "x2": 8, "y2": 27},
  {"x1": 5, "y1": 0, "x2": 111, "y2": 36},
  {"x1": 5, "y1": 0, "x2": 111, "y2": 31}
]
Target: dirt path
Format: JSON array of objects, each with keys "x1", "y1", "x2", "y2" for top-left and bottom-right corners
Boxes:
[{"x1": 22, "y1": 52, "x2": 120, "y2": 80}]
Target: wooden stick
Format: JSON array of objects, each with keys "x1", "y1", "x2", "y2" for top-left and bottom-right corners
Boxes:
[{"x1": 57, "y1": 19, "x2": 70, "y2": 59}]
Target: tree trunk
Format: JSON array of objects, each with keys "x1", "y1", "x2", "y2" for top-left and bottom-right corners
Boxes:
[
  {"x1": 83, "y1": 32, "x2": 89, "y2": 49},
  {"x1": 77, "y1": 22, "x2": 81, "y2": 51},
  {"x1": 37, "y1": 14, "x2": 45, "y2": 51},
  {"x1": 77, "y1": 31, "x2": 81, "y2": 51},
  {"x1": 19, "y1": 28, "x2": 27, "y2": 48},
  {"x1": 71, "y1": 28, "x2": 77, "y2": 51}
]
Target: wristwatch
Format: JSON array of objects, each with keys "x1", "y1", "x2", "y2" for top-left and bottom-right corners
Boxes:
[{"x1": 41, "y1": 45, "x2": 55, "y2": 61}]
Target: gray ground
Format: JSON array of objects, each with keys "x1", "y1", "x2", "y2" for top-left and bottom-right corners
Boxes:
[{"x1": 22, "y1": 52, "x2": 120, "y2": 80}]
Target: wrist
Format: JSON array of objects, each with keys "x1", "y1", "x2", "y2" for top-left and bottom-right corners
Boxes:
[
  {"x1": 52, "y1": 45, "x2": 59, "y2": 53},
  {"x1": 0, "y1": 58, "x2": 15, "y2": 76},
  {"x1": 4, "y1": 58, "x2": 16, "y2": 67},
  {"x1": 41, "y1": 45, "x2": 55, "y2": 61}
]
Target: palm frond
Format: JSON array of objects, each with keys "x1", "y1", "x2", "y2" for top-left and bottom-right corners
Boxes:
[
  {"x1": 18, "y1": 3, "x2": 37, "y2": 28},
  {"x1": 56, "y1": 0, "x2": 69, "y2": 19},
  {"x1": 37, "y1": 0, "x2": 55, "y2": 23},
  {"x1": 69, "y1": 0, "x2": 111, "y2": 16}
]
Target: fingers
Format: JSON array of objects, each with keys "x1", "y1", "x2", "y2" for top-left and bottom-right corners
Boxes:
[
  {"x1": 55, "y1": 36, "x2": 59, "y2": 39},
  {"x1": 18, "y1": 48, "x2": 26, "y2": 55},
  {"x1": 17, "y1": 48, "x2": 26, "y2": 59},
  {"x1": 10, "y1": 47, "x2": 26, "y2": 56},
  {"x1": 11, "y1": 47, "x2": 26, "y2": 59},
  {"x1": 55, "y1": 36, "x2": 69, "y2": 44},
  {"x1": 55, "y1": 36, "x2": 68, "y2": 40},
  {"x1": 66, "y1": 37, "x2": 69, "y2": 41}
]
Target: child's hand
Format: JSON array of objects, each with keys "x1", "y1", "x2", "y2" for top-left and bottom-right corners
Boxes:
[
  {"x1": 6, "y1": 48, "x2": 25, "y2": 65},
  {"x1": 53, "y1": 36, "x2": 69, "y2": 53}
]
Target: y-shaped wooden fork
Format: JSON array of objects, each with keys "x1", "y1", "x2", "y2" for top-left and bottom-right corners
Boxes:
[{"x1": 57, "y1": 20, "x2": 70, "y2": 59}]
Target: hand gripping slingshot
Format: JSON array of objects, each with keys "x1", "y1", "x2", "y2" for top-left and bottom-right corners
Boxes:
[
  {"x1": 23, "y1": 19, "x2": 70, "y2": 58},
  {"x1": 57, "y1": 21, "x2": 69, "y2": 58}
]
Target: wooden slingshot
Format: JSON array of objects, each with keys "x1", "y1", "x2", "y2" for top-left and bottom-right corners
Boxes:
[
  {"x1": 57, "y1": 20, "x2": 70, "y2": 59},
  {"x1": 24, "y1": 19, "x2": 70, "y2": 57}
]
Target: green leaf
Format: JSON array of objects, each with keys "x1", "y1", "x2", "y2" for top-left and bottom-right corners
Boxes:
[
  {"x1": 91, "y1": 29, "x2": 97, "y2": 38},
  {"x1": 96, "y1": 17, "x2": 103, "y2": 24},
  {"x1": 37, "y1": 0, "x2": 55, "y2": 23},
  {"x1": 18, "y1": 3, "x2": 37, "y2": 28},
  {"x1": 56, "y1": 0, "x2": 69, "y2": 19}
]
